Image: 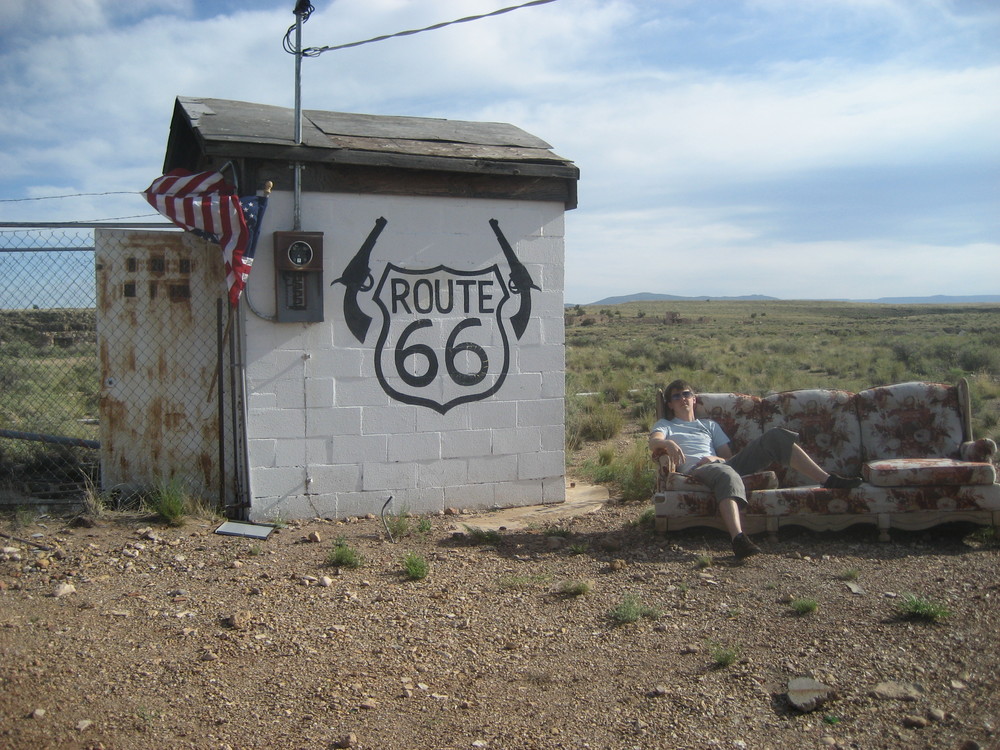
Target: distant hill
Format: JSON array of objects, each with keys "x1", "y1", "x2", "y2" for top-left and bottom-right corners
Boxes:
[
  {"x1": 581, "y1": 292, "x2": 1000, "y2": 306},
  {"x1": 858, "y1": 295, "x2": 1000, "y2": 305},
  {"x1": 587, "y1": 292, "x2": 778, "y2": 306}
]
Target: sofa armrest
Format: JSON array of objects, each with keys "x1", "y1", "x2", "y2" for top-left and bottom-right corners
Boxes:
[
  {"x1": 961, "y1": 438, "x2": 997, "y2": 463},
  {"x1": 654, "y1": 453, "x2": 680, "y2": 493}
]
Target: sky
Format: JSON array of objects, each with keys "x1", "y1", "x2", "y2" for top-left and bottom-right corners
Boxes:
[{"x1": 1, "y1": 0, "x2": 998, "y2": 304}]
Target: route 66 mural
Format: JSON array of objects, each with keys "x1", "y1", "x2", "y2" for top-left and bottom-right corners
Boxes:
[{"x1": 332, "y1": 218, "x2": 538, "y2": 414}]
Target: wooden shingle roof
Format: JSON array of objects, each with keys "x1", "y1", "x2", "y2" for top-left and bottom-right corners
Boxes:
[{"x1": 163, "y1": 97, "x2": 578, "y2": 207}]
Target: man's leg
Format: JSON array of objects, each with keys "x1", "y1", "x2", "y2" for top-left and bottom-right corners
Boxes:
[
  {"x1": 693, "y1": 464, "x2": 761, "y2": 558},
  {"x1": 718, "y1": 497, "x2": 743, "y2": 536},
  {"x1": 719, "y1": 497, "x2": 760, "y2": 558},
  {"x1": 731, "y1": 429, "x2": 861, "y2": 489}
]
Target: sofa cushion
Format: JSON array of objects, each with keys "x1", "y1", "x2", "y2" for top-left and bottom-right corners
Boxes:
[
  {"x1": 659, "y1": 470, "x2": 779, "y2": 493},
  {"x1": 863, "y1": 458, "x2": 997, "y2": 487},
  {"x1": 762, "y1": 388, "x2": 862, "y2": 486},
  {"x1": 693, "y1": 393, "x2": 764, "y2": 454},
  {"x1": 856, "y1": 382, "x2": 964, "y2": 460}
]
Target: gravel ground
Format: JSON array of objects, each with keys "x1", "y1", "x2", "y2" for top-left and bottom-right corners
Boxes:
[{"x1": 1, "y1": 498, "x2": 998, "y2": 750}]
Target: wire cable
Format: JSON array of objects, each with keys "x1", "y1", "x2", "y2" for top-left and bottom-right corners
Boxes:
[
  {"x1": 0, "y1": 191, "x2": 139, "y2": 203},
  {"x1": 291, "y1": 0, "x2": 559, "y2": 57}
]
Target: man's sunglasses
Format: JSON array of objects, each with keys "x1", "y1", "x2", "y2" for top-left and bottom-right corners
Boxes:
[{"x1": 669, "y1": 390, "x2": 695, "y2": 401}]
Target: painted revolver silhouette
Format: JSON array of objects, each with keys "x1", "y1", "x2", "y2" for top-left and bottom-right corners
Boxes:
[
  {"x1": 489, "y1": 218, "x2": 539, "y2": 340},
  {"x1": 332, "y1": 216, "x2": 387, "y2": 342}
]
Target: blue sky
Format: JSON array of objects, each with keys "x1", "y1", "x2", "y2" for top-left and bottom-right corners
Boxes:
[{"x1": 1, "y1": 0, "x2": 997, "y2": 303}]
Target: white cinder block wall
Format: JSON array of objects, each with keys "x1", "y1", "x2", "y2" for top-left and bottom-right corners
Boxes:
[{"x1": 242, "y1": 191, "x2": 566, "y2": 521}]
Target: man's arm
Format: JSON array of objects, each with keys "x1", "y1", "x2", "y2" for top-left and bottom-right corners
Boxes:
[{"x1": 649, "y1": 430, "x2": 686, "y2": 466}]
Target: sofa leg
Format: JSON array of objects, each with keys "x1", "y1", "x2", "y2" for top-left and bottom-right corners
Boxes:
[
  {"x1": 766, "y1": 516, "x2": 778, "y2": 542},
  {"x1": 877, "y1": 514, "x2": 891, "y2": 542}
]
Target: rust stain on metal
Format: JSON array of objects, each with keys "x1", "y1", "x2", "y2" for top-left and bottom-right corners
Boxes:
[{"x1": 95, "y1": 230, "x2": 225, "y2": 497}]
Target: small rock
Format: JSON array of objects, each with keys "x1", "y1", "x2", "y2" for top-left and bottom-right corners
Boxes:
[
  {"x1": 200, "y1": 650, "x2": 219, "y2": 662},
  {"x1": 608, "y1": 559, "x2": 626, "y2": 571},
  {"x1": 649, "y1": 685, "x2": 669, "y2": 697},
  {"x1": 873, "y1": 681, "x2": 923, "y2": 701},
  {"x1": 30, "y1": 708, "x2": 45, "y2": 719},
  {"x1": 76, "y1": 719, "x2": 93, "y2": 731},
  {"x1": 444, "y1": 507, "x2": 460, "y2": 516},
  {"x1": 331, "y1": 733, "x2": 357, "y2": 748},
  {"x1": 222, "y1": 611, "x2": 251, "y2": 630},
  {"x1": 959, "y1": 741, "x2": 982, "y2": 750},
  {"x1": 951, "y1": 679, "x2": 968, "y2": 690},
  {"x1": 902, "y1": 715, "x2": 928, "y2": 729},
  {"x1": 307, "y1": 531, "x2": 322, "y2": 543},
  {"x1": 53, "y1": 583, "x2": 76, "y2": 598},
  {"x1": 680, "y1": 644, "x2": 701, "y2": 654},
  {"x1": 787, "y1": 677, "x2": 836, "y2": 712},
  {"x1": 927, "y1": 708, "x2": 947, "y2": 722},
  {"x1": 359, "y1": 698, "x2": 378, "y2": 710},
  {"x1": 319, "y1": 576, "x2": 334, "y2": 587}
]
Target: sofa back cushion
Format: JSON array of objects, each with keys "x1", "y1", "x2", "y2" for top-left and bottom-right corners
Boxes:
[
  {"x1": 694, "y1": 393, "x2": 764, "y2": 455},
  {"x1": 856, "y1": 382, "x2": 964, "y2": 461},
  {"x1": 762, "y1": 389, "x2": 862, "y2": 486}
]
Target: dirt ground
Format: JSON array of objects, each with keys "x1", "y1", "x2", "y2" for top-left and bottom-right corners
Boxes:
[{"x1": 1, "y1": 490, "x2": 998, "y2": 750}]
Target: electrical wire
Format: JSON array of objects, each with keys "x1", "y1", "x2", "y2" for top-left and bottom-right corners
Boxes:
[
  {"x1": 289, "y1": 0, "x2": 559, "y2": 57},
  {"x1": 0, "y1": 191, "x2": 138, "y2": 203},
  {"x1": 283, "y1": 1, "x2": 315, "y2": 55}
]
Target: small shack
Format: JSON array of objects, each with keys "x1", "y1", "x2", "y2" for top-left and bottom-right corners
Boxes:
[{"x1": 100, "y1": 96, "x2": 578, "y2": 520}]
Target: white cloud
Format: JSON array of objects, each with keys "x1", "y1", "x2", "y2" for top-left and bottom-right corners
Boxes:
[{"x1": 1, "y1": 0, "x2": 997, "y2": 300}]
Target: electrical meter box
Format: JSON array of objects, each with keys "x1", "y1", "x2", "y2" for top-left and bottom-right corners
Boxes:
[{"x1": 273, "y1": 231, "x2": 324, "y2": 322}]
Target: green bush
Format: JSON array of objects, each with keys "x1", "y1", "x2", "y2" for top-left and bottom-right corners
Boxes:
[
  {"x1": 327, "y1": 539, "x2": 363, "y2": 569},
  {"x1": 402, "y1": 552, "x2": 429, "y2": 580}
]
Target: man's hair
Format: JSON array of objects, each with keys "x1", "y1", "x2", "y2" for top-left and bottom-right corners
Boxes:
[{"x1": 664, "y1": 379, "x2": 694, "y2": 400}]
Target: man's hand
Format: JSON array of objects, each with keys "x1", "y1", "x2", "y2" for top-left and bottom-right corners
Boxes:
[
  {"x1": 654, "y1": 439, "x2": 685, "y2": 467},
  {"x1": 694, "y1": 456, "x2": 726, "y2": 467}
]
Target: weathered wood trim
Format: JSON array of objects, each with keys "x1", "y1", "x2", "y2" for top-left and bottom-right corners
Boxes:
[{"x1": 232, "y1": 160, "x2": 577, "y2": 208}]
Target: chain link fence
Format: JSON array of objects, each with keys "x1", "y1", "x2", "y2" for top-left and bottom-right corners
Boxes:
[{"x1": 0, "y1": 226, "x2": 238, "y2": 513}]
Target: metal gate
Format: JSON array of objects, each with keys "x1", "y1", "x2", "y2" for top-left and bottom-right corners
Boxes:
[{"x1": 0, "y1": 224, "x2": 248, "y2": 516}]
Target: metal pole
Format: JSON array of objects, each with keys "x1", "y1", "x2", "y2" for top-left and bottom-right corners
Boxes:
[
  {"x1": 293, "y1": 5, "x2": 304, "y2": 230},
  {"x1": 217, "y1": 299, "x2": 227, "y2": 515}
]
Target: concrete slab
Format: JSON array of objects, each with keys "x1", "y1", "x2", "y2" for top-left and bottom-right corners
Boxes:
[{"x1": 457, "y1": 483, "x2": 609, "y2": 531}]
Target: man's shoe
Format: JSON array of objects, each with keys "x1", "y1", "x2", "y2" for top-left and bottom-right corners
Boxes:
[
  {"x1": 823, "y1": 473, "x2": 863, "y2": 490},
  {"x1": 732, "y1": 533, "x2": 761, "y2": 560}
]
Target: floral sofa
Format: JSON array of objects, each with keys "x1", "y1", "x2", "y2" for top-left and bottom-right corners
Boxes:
[{"x1": 651, "y1": 380, "x2": 1000, "y2": 540}]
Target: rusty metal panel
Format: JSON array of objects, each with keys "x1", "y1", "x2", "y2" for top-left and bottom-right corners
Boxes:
[{"x1": 95, "y1": 229, "x2": 226, "y2": 498}]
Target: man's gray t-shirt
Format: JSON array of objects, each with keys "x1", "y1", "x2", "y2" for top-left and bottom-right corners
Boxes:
[{"x1": 650, "y1": 418, "x2": 730, "y2": 473}]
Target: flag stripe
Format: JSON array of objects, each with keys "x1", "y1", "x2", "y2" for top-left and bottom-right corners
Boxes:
[{"x1": 143, "y1": 168, "x2": 260, "y2": 306}]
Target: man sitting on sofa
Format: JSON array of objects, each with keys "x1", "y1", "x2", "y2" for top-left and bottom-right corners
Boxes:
[{"x1": 649, "y1": 379, "x2": 863, "y2": 559}]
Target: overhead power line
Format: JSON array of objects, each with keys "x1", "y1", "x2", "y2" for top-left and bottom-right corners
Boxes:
[
  {"x1": 291, "y1": 0, "x2": 559, "y2": 57},
  {"x1": 0, "y1": 191, "x2": 138, "y2": 203}
]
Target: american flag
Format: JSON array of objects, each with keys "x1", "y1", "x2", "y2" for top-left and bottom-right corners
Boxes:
[{"x1": 143, "y1": 168, "x2": 267, "y2": 306}]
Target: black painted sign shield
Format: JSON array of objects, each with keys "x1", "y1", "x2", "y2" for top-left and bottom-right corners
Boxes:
[{"x1": 372, "y1": 264, "x2": 513, "y2": 414}]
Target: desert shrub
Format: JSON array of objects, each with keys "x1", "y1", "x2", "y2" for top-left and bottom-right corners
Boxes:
[
  {"x1": 654, "y1": 350, "x2": 706, "y2": 373},
  {"x1": 567, "y1": 398, "x2": 623, "y2": 444},
  {"x1": 608, "y1": 595, "x2": 660, "y2": 625},
  {"x1": 707, "y1": 640, "x2": 741, "y2": 668},
  {"x1": 579, "y1": 439, "x2": 654, "y2": 502},
  {"x1": 327, "y1": 539, "x2": 364, "y2": 569},
  {"x1": 143, "y1": 477, "x2": 213, "y2": 525},
  {"x1": 402, "y1": 552, "x2": 429, "y2": 580},
  {"x1": 897, "y1": 593, "x2": 951, "y2": 622},
  {"x1": 789, "y1": 598, "x2": 819, "y2": 615}
]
